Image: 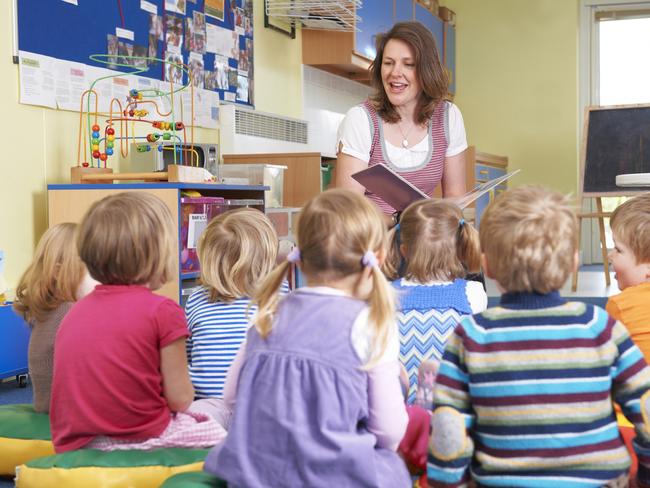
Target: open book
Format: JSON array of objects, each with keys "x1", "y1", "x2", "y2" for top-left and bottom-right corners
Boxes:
[{"x1": 351, "y1": 164, "x2": 520, "y2": 211}]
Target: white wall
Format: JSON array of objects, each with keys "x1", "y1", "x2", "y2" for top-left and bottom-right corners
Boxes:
[{"x1": 302, "y1": 66, "x2": 371, "y2": 157}]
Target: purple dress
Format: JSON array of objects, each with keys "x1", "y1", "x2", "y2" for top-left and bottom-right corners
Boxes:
[{"x1": 203, "y1": 291, "x2": 410, "y2": 487}]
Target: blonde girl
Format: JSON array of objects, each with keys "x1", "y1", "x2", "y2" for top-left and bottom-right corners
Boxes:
[
  {"x1": 385, "y1": 199, "x2": 486, "y2": 405},
  {"x1": 13, "y1": 223, "x2": 93, "y2": 413},
  {"x1": 202, "y1": 188, "x2": 411, "y2": 487},
  {"x1": 49, "y1": 192, "x2": 224, "y2": 453},
  {"x1": 185, "y1": 208, "x2": 282, "y2": 399}
]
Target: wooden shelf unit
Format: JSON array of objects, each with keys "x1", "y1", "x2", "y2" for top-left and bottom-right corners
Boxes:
[{"x1": 47, "y1": 182, "x2": 267, "y2": 303}]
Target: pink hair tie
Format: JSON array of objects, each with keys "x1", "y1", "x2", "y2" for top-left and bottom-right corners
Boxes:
[
  {"x1": 361, "y1": 250, "x2": 378, "y2": 268},
  {"x1": 287, "y1": 247, "x2": 301, "y2": 263}
]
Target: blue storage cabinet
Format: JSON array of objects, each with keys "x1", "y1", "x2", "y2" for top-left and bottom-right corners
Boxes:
[
  {"x1": 444, "y1": 22, "x2": 456, "y2": 95},
  {"x1": 355, "y1": 0, "x2": 393, "y2": 60},
  {"x1": 415, "y1": 3, "x2": 444, "y2": 58},
  {"x1": 0, "y1": 304, "x2": 30, "y2": 383}
]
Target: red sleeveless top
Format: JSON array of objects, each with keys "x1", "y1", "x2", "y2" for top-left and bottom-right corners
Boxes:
[{"x1": 362, "y1": 100, "x2": 448, "y2": 214}]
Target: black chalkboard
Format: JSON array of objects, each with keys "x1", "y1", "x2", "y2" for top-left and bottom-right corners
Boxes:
[{"x1": 582, "y1": 105, "x2": 650, "y2": 196}]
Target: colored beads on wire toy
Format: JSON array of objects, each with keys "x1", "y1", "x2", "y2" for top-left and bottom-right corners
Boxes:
[
  {"x1": 106, "y1": 127, "x2": 115, "y2": 135},
  {"x1": 92, "y1": 150, "x2": 100, "y2": 159},
  {"x1": 106, "y1": 141, "x2": 114, "y2": 149},
  {"x1": 146, "y1": 133, "x2": 160, "y2": 142},
  {"x1": 91, "y1": 124, "x2": 100, "y2": 132},
  {"x1": 99, "y1": 153, "x2": 107, "y2": 162},
  {"x1": 130, "y1": 89, "x2": 138, "y2": 97},
  {"x1": 106, "y1": 148, "x2": 114, "y2": 156},
  {"x1": 91, "y1": 138, "x2": 99, "y2": 145},
  {"x1": 107, "y1": 134, "x2": 115, "y2": 143},
  {"x1": 82, "y1": 162, "x2": 90, "y2": 167},
  {"x1": 92, "y1": 144, "x2": 99, "y2": 151},
  {"x1": 92, "y1": 131, "x2": 100, "y2": 139},
  {"x1": 162, "y1": 132, "x2": 171, "y2": 140},
  {"x1": 129, "y1": 109, "x2": 135, "y2": 117},
  {"x1": 136, "y1": 144, "x2": 150, "y2": 153},
  {"x1": 175, "y1": 122, "x2": 184, "y2": 130}
]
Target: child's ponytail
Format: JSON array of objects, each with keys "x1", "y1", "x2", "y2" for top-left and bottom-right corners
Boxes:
[
  {"x1": 253, "y1": 260, "x2": 292, "y2": 339},
  {"x1": 382, "y1": 225, "x2": 402, "y2": 281},
  {"x1": 456, "y1": 220, "x2": 481, "y2": 274},
  {"x1": 364, "y1": 257, "x2": 397, "y2": 368}
]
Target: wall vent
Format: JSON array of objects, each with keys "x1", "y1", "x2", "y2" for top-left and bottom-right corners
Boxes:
[
  {"x1": 234, "y1": 106, "x2": 308, "y2": 144},
  {"x1": 220, "y1": 104, "x2": 311, "y2": 156}
]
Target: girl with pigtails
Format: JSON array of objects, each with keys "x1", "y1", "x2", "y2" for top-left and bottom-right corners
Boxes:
[
  {"x1": 385, "y1": 199, "x2": 487, "y2": 408},
  {"x1": 203, "y1": 188, "x2": 411, "y2": 487}
]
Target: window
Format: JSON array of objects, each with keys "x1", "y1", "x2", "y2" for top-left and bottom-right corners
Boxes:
[{"x1": 580, "y1": 1, "x2": 650, "y2": 261}]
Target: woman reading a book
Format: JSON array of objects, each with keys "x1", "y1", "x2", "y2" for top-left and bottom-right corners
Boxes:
[{"x1": 335, "y1": 21, "x2": 468, "y2": 227}]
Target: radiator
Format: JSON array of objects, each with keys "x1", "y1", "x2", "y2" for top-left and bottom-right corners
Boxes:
[{"x1": 219, "y1": 104, "x2": 310, "y2": 157}]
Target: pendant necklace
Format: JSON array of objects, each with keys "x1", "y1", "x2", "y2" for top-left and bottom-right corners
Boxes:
[{"x1": 397, "y1": 120, "x2": 416, "y2": 148}]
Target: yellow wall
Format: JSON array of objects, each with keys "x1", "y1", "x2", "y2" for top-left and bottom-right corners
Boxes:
[
  {"x1": 0, "y1": 1, "x2": 302, "y2": 292},
  {"x1": 445, "y1": 0, "x2": 580, "y2": 194}
]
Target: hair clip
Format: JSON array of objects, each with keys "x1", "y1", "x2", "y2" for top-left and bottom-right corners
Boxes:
[
  {"x1": 361, "y1": 250, "x2": 379, "y2": 268},
  {"x1": 286, "y1": 247, "x2": 301, "y2": 263},
  {"x1": 459, "y1": 218, "x2": 465, "y2": 227}
]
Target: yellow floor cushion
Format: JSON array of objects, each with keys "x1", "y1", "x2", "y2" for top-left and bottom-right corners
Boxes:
[
  {"x1": 160, "y1": 471, "x2": 227, "y2": 487},
  {"x1": 0, "y1": 404, "x2": 55, "y2": 477},
  {"x1": 16, "y1": 448, "x2": 209, "y2": 488}
]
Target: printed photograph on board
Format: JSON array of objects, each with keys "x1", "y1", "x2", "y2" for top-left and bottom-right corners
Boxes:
[
  {"x1": 205, "y1": 0, "x2": 225, "y2": 21},
  {"x1": 165, "y1": 14, "x2": 184, "y2": 49}
]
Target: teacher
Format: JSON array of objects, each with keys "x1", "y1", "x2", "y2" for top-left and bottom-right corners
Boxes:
[{"x1": 335, "y1": 21, "x2": 468, "y2": 224}]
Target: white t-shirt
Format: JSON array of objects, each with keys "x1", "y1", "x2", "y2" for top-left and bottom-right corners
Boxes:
[{"x1": 336, "y1": 103, "x2": 468, "y2": 169}]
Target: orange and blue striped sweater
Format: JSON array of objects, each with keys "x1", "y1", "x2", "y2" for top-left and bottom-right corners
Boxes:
[{"x1": 428, "y1": 291, "x2": 650, "y2": 488}]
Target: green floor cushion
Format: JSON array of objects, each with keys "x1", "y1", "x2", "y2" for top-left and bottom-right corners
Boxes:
[
  {"x1": 160, "y1": 471, "x2": 227, "y2": 487},
  {"x1": 15, "y1": 448, "x2": 209, "y2": 488},
  {"x1": 0, "y1": 404, "x2": 54, "y2": 476}
]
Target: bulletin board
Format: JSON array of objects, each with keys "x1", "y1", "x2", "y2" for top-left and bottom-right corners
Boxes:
[
  {"x1": 581, "y1": 105, "x2": 650, "y2": 196},
  {"x1": 16, "y1": 0, "x2": 254, "y2": 107}
]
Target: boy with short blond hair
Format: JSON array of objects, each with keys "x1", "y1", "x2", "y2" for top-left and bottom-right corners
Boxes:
[
  {"x1": 606, "y1": 192, "x2": 650, "y2": 363},
  {"x1": 427, "y1": 186, "x2": 650, "y2": 488}
]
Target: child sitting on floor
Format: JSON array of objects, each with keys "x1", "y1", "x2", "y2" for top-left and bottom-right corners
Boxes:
[
  {"x1": 203, "y1": 189, "x2": 411, "y2": 487},
  {"x1": 384, "y1": 199, "x2": 486, "y2": 407},
  {"x1": 185, "y1": 208, "x2": 281, "y2": 400},
  {"x1": 428, "y1": 185, "x2": 650, "y2": 488},
  {"x1": 13, "y1": 223, "x2": 95, "y2": 413},
  {"x1": 50, "y1": 192, "x2": 225, "y2": 453},
  {"x1": 606, "y1": 192, "x2": 650, "y2": 362}
]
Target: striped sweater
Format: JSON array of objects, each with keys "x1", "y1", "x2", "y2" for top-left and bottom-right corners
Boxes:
[
  {"x1": 185, "y1": 281, "x2": 290, "y2": 398},
  {"x1": 428, "y1": 291, "x2": 650, "y2": 488}
]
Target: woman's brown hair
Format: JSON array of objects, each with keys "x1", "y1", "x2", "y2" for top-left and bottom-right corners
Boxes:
[
  {"x1": 14, "y1": 223, "x2": 85, "y2": 324},
  {"x1": 369, "y1": 21, "x2": 449, "y2": 125}
]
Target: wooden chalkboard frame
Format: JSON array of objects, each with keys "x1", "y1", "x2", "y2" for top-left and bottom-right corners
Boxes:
[{"x1": 580, "y1": 104, "x2": 650, "y2": 197}]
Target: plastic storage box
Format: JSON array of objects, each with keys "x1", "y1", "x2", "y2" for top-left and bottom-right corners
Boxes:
[
  {"x1": 0, "y1": 304, "x2": 30, "y2": 384},
  {"x1": 180, "y1": 197, "x2": 226, "y2": 273},
  {"x1": 219, "y1": 164, "x2": 287, "y2": 208}
]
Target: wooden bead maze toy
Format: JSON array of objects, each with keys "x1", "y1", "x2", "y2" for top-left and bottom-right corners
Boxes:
[{"x1": 73, "y1": 53, "x2": 214, "y2": 184}]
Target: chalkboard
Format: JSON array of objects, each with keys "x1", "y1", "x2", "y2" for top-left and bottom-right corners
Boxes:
[
  {"x1": 582, "y1": 105, "x2": 650, "y2": 196},
  {"x1": 17, "y1": 0, "x2": 254, "y2": 107}
]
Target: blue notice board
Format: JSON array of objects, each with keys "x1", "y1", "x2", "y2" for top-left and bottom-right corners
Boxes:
[{"x1": 17, "y1": 0, "x2": 254, "y2": 106}]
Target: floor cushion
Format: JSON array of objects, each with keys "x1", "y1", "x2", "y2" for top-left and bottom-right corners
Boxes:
[
  {"x1": 0, "y1": 404, "x2": 54, "y2": 476},
  {"x1": 15, "y1": 448, "x2": 209, "y2": 488},
  {"x1": 160, "y1": 471, "x2": 227, "y2": 487}
]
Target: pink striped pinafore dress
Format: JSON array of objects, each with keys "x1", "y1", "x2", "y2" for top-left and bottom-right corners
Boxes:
[{"x1": 362, "y1": 100, "x2": 449, "y2": 214}]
